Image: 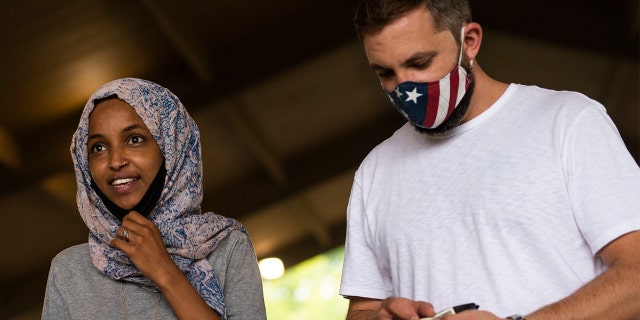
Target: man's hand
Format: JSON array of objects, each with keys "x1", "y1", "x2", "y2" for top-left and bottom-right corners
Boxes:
[
  {"x1": 347, "y1": 296, "x2": 436, "y2": 320},
  {"x1": 441, "y1": 310, "x2": 502, "y2": 320}
]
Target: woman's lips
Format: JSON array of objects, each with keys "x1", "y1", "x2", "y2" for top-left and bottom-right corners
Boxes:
[
  {"x1": 112, "y1": 177, "x2": 136, "y2": 186},
  {"x1": 109, "y1": 177, "x2": 139, "y2": 193}
]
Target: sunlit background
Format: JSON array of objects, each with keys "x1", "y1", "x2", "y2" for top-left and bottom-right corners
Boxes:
[{"x1": 261, "y1": 247, "x2": 348, "y2": 319}]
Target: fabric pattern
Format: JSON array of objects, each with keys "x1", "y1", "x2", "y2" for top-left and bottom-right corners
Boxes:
[{"x1": 71, "y1": 77, "x2": 245, "y2": 319}]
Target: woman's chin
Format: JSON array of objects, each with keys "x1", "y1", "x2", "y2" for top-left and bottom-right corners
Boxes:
[
  {"x1": 114, "y1": 201, "x2": 137, "y2": 212},
  {"x1": 109, "y1": 195, "x2": 142, "y2": 212}
]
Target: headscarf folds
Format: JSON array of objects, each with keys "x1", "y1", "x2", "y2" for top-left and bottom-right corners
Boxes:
[{"x1": 71, "y1": 78, "x2": 244, "y2": 319}]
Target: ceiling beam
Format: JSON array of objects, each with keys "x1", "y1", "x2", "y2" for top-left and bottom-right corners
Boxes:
[
  {"x1": 194, "y1": 2, "x2": 357, "y2": 100},
  {"x1": 263, "y1": 219, "x2": 346, "y2": 268},
  {"x1": 203, "y1": 110, "x2": 404, "y2": 220},
  {"x1": 287, "y1": 197, "x2": 333, "y2": 247},
  {"x1": 469, "y1": 0, "x2": 639, "y2": 59},
  {"x1": 0, "y1": 125, "x2": 20, "y2": 169},
  {"x1": 221, "y1": 99, "x2": 287, "y2": 186},
  {"x1": 0, "y1": 2, "x2": 357, "y2": 197},
  {"x1": 138, "y1": 0, "x2": 214, "y2": 84}
]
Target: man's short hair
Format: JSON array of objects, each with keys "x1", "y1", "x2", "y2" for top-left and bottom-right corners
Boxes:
[{"x1": 354, "y1": 0, "x2": 472, "y2": 45}]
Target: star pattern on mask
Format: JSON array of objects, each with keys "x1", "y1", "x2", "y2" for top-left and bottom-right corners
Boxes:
[
  {"x1": 405, "y1": 87, "x2": 423, "y2": 104},
  {"x1": 394, "y1": 87, "x2": 403, "y2": 98}
]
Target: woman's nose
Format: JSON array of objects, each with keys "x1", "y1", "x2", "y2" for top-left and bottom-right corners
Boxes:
[{"x1": 108, "y1": 150, "x2": 129, "y2": 170}]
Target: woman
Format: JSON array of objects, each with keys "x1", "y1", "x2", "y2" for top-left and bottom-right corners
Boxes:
[{"x1": 43, "y1": 78, "x2": 267, "y2": 319}]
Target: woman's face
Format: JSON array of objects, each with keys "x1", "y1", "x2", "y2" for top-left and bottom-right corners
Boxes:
[{"x1": 88, "y1": 98, "x2": 163, "y2": 211}]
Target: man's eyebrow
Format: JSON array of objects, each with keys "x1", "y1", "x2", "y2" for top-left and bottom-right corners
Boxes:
[
  {"x1": 370, "y1": 51, "x2": 437, "y2": 72},
  {"x1": 370, "y1": 62, "x2": 390, "y2": 72}
]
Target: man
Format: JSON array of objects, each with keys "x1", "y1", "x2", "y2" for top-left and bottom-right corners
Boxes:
[{"x1": 339, "y1": 1, "x2": 640, "y2": 319}]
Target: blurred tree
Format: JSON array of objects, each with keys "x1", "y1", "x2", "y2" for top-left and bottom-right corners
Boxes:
[{"x1": 263, "y1": 246, "x2": 348, "y2": 319}]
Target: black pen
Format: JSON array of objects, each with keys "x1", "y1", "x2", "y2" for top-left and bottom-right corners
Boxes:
[
  {"x1": 453, "y1": 303, "x2": 480, "y2": 313},
  {"x1": 420, "y1": 303, "x2": 479, "y2": 320}
]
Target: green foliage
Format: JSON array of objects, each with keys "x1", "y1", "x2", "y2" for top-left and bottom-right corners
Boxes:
[{"x1": 263, "y1": 246, "x2": 348, "y2": 319}]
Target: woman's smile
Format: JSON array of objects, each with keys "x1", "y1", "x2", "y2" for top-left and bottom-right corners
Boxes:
[
  {"x1": 109, "y1": 175, "x2": 140, "y2": 192},
  {"x1": 87, "y1": 98, "x2": 164, "y2": 210}
]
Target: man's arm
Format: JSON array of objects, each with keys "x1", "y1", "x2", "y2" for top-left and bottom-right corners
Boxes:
[
  {"x1": 526, "y1": 230, "x2": 640, "y2": 320},
  {"x1": 348, "y1": 231, "x2": 640, "y2": 320},
  {"x1": 346, "y1": 297, "x2": 380, "y2": 320},
  {"x1": 452, "y1": 230, "x2": 640, "y2": 320}
]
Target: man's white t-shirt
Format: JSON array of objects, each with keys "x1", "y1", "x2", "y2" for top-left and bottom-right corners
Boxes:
[{"x1": 340, "y1": 84, "x2": 640, "y2": 315}]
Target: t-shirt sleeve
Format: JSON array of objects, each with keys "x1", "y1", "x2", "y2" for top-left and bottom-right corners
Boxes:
[
  {"x1": 340, "y1": 171, "x2": 393, "y2": 300},
  {"x1": 563, "y1": 102, "x2": 640, "y2": 255}
]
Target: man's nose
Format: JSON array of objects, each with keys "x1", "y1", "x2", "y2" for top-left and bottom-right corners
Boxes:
[{"x1": 395, "y1": 70, "x2": 419, "y2": 86}]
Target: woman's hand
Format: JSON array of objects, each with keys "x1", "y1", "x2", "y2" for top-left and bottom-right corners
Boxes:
[
  {"x1": 110, "y1": 212, "x2": 221, "y2": 319},
  {"x1": 110, "y1": 211, "x2": 178, "y2": 287}
]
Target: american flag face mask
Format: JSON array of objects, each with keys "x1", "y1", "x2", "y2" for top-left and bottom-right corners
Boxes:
[{"x1": 385, "y1": 28, "x2": 471, "y2": 129}]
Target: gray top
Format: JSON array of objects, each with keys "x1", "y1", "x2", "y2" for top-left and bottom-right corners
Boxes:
[{"x1": 42, "y1": 229, "x2": 267, "y2": 320}]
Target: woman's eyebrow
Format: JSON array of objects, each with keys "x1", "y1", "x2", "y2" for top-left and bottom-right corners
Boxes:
[
  {"x1": 87, "y1": 124, "x2": 144, "y2": 142},
  {"x1": 87, "y1": 133, "x2": 103, "y2": 142},
  {"x1": 122, "y1": 124, "x2": 144, "y2": 133}
]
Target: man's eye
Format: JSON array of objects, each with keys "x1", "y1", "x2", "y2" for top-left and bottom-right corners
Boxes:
[
  {"x1": 377, "y1": 71, "x2": 393, "y2": 79},
  {"x1": 412, "y1": 60, "x2": 430, "y2": 69}
]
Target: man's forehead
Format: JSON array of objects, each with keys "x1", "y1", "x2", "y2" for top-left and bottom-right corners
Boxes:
[{"x1": 363, "y1": 30, "x2": 449, "y2": 66}]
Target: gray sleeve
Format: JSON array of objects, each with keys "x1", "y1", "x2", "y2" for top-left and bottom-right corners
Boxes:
[
  {"x1": 42, "y1": 254, "x2": 71, "y2": 320},
  {"x1": 210, "y1": 229, "x2": 267, "y2": 320}
]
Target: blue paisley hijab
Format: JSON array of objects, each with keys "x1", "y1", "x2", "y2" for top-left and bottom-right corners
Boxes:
[{"x1": 71, "y1": 78, "x2": 244, "y2": 319}]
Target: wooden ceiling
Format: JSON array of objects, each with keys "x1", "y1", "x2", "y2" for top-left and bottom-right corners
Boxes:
[{"x1": 0, "y1": 0, "x2": 637, "y2": 318}]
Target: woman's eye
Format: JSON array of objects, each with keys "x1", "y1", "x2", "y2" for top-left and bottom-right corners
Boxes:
[
  {"x1": 90, "y1": 144, "x2": 106, "y2": 153},
  {"x1": 129, "y1": 136, "x2": 144, "y2": 144}
]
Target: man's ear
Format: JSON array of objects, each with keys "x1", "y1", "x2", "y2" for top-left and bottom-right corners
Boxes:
[{"x1": 462, "y1": 22, "x2": 482, "y2": 61}]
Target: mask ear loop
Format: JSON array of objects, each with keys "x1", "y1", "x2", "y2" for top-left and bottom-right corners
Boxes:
[
  {"x1": 459, "y1": 26, "x2": 474, "y2": 69},
  {"x1": 457, "y1": 26, "x2": 465, "y2": 66}
]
